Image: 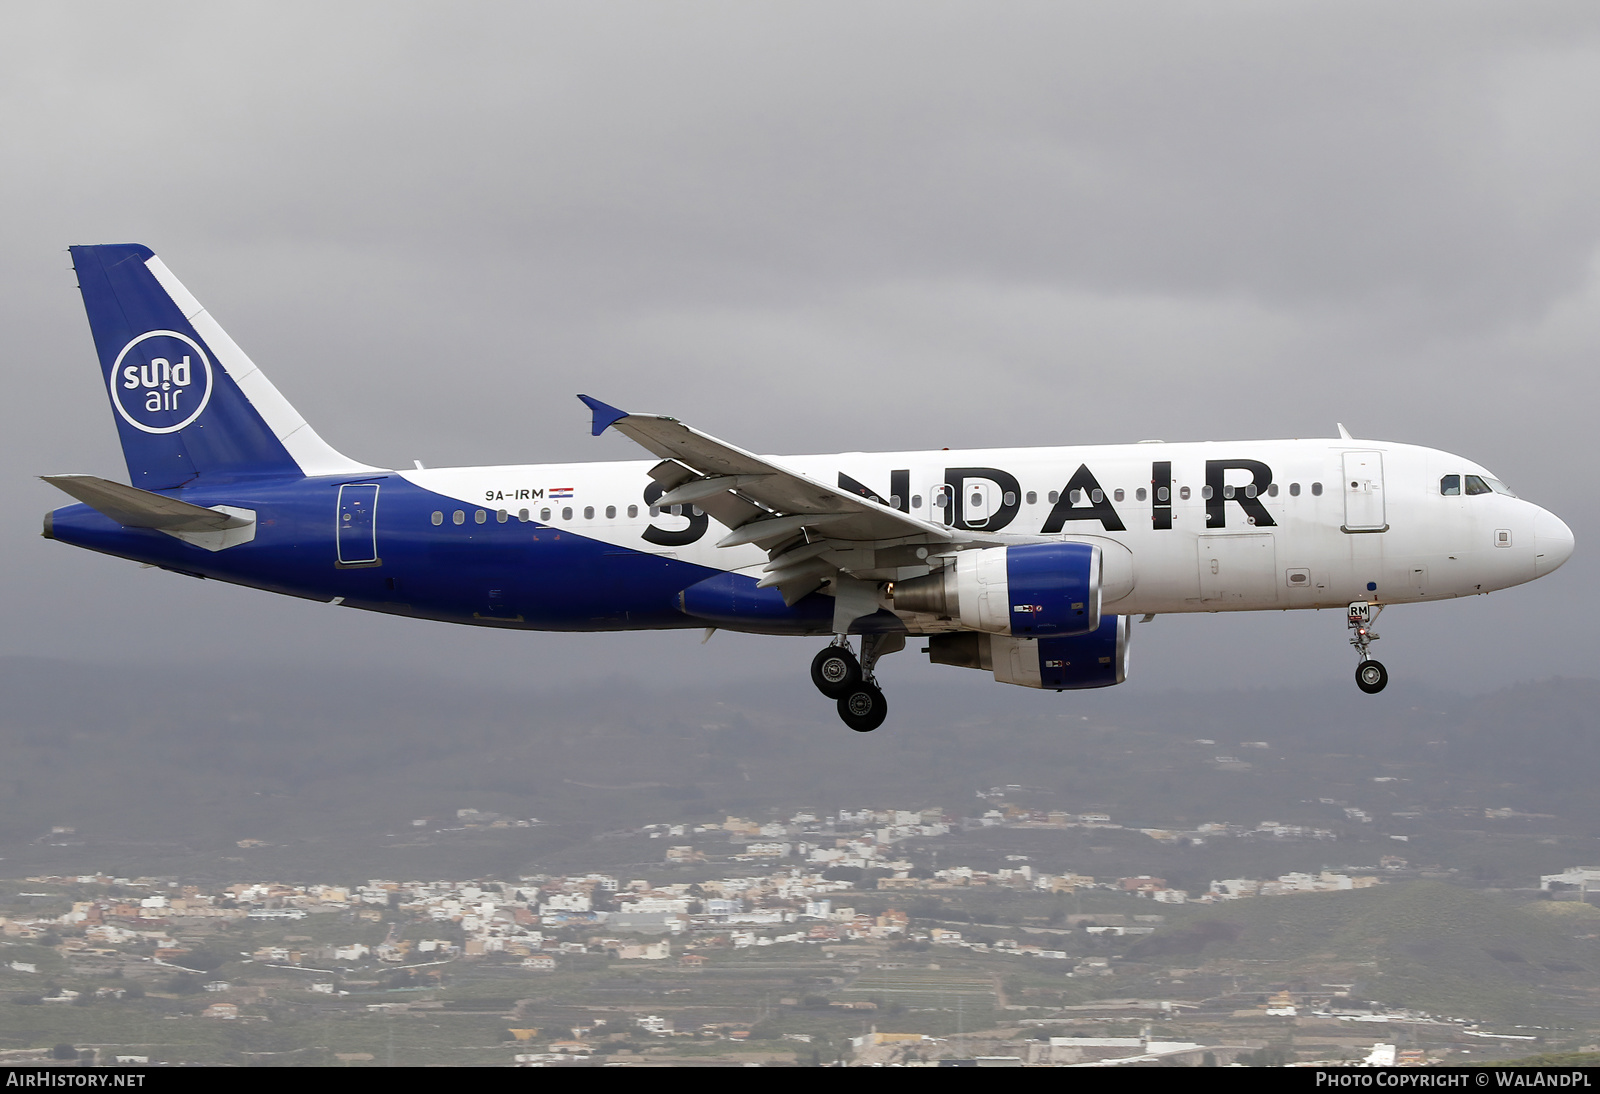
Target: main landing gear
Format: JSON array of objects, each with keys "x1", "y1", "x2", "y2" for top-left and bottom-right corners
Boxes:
[
  {"x1": 811, "y1": 634, "x2": 900, "y2": 732},
  {"x1": 1348, "y1": 601, "x2": 1388, "y2": 694}
]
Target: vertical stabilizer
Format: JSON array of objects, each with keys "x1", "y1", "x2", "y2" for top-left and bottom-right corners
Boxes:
[{"x1": 69, "y1": 244, "x2": 378, "y2": 488}]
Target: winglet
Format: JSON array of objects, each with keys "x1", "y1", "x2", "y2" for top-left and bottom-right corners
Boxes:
[
  {"x1": 577, "y1": 394, "x2": 629, "y2": 437},
  {"x1": 1337, "y1": 422, "x2": 1354, "y2": 441}
]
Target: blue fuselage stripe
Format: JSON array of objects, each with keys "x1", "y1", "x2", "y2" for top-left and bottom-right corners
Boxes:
[{"x1": 47, "y1": 475, "x2": 831, "y2": 634}]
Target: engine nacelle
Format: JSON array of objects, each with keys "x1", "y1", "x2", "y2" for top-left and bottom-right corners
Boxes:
[
  {"x1": 927, "y1": 615, "x2": 1130, "y2": 690},
  {"x1": 892, "y1": 542, "x2": 1101, "y2": 637}
]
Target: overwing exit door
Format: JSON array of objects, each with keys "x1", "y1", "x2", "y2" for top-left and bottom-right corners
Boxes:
[{"x1": 965, "y1": 482, "x2": 995, "y2": 527}]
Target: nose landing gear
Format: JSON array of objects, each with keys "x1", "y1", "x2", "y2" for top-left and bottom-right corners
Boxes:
[
  {"x1": 813, "y1": 633, "x2": 901, "y2": 731},
  {"x1": 1356, "y1": 659, "x2": 1388, "y2": 694},
  {"x1": 1348, "y1": 601, "x2": 1387, "y2": 694}
]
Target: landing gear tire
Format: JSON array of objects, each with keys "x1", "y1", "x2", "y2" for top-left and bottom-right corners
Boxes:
[
  {"x1": 811, "y1": 646, "x2": 860, "y2": 699},
  {"x1": 1356, "y1": 659, "x2": 1388, "y2": 695},
  {"x1": 837, "y1": 683, "x2": 888, "y2": 733}
]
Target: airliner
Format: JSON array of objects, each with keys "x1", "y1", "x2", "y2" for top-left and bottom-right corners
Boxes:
[{"x1": 43, "y1": 244, "x2": 1575, "y2": 731}]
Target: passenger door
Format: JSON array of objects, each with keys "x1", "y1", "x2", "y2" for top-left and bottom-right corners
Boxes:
[
  {"x1": 337, "y1": 483, "x2": 380, "y2": 566},
  {"x1": 1341, "y1": 452, "x2": 1387, "y2": 532}
]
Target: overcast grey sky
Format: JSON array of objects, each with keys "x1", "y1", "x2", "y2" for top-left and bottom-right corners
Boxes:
[{"x1": 5, "y1": 2, "x2": 1597, "y2": 699}]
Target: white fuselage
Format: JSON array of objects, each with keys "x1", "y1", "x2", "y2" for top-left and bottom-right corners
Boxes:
[{"x1": 401, "y1": 436, "x2": 1574, "y2": 631}]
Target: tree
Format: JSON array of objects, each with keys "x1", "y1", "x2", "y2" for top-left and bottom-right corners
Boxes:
[
  {"x1": 50, "y1": 1045, "x2": 77, "y2": 1061},
  {"x1": 181, "y1": 948, "x2": 226, "y2": 973},
  {"x1": 1239, "y1": 1043, "x2": 1293, "y2": 1067}
]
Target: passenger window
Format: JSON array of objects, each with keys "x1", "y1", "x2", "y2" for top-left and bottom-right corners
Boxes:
[
  {"x1": 890, "y1": 495, "x2": 902, "y2": 509},
  {"x1": 584, "y1": 506, "x2": 595, "y2": 519},
  {"x1": 1440, "y1": 474, "x2": 1460, "y2": 496},
  {"x1": 1135, "y1": 487, "x2": 1147, "y2": 502},
  {"x1": 606, "y1": 505, "x2": 617, "y2": 519},
  {"x1": 1069, "y1": 489, "x2": 1082, "y2": 504},
  {"x1": 539, "y1": 508, "x2": 551, "y2": 521},
  {"x1": 1113, "y1": 488, "x2": 1124, "y2": 502},
  {"x1": 431, "y1": 511, "x2": 443, "y2": 526},
  {"x1": 1289, "y1": 483, "x2": 1300, "y2": 497},
  {"x1": 627, "y1": 505, "x2": 638, "y2": 518},
  {"x1": 1090, "y1": 489, "x2": 1103, "y2": 504},
  {"x1": 1180, "y1": 486, "x2": 1191, "y2": 500},
  {"x1": 518, "y1": 508, "x2": 529, "y2": 522},
  {"x1": 474, "y1": 509, "x2": 487, "y2": 524},
  {"x1": 496, "y1": 509, "x2": 508, "y2": 523},
  {"x1": 911, "y1": 495, "x2": 923, "y2": 509},
  {"x1": 649, "y1": 506, "x2": 660, "y2": 517},
  {"x1": 1048, "y1": 491, "x2": 1059, "y2": 504},
  {"x1": 1311, "y1": 482, "x2": 1323, "y2": 496},
  {"x1": 1464, "y1": 475, "x2": 1492, "y2": 496},
  {"x1": 670, "y1": 505, "x2": 683, "y2": 516},
  {"x1": 1267, "y1": 483, "x2": 1278, "y2": 497},
  {"x1": 452, "y1": 510, "x2": 465, "y2": 525},
  {"x1": 1156, "y1": 487, "x2": 1168, "y2": 502},
  {"x1": 1222, "y1": 484, "x2": 1234, "y2": 499},
  {"x1": 1201, "y1": 485, "x2": 1213, "y2": 500},
  {"x1": 692, "y1": 506, "x2": 703, "y2": 517},
  {"x1": 1002, "y1": 491, "x2": 1016, "y2": 507},
  {"x1": 562, "y1": 507, "x2": 573, "y2": 520},
  {"x1": 1025, "y1": 491, "x2": 1037, "y2": 505},
  {"x1": 1244, "y1": 484, "x2": 1257, "y2": 498}
]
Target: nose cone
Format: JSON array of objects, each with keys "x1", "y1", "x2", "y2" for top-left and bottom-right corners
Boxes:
[{"x1": 1534, "y1": 507, "x2": 1575, "y2": 575}]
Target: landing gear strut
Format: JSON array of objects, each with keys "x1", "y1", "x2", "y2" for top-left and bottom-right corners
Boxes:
[
  {"x1": 813, "y1": 633, "x2": 901, "y2": 732},
  {"x1": 1348, "y1": 601, "x2": 1388, "y2": 694}
]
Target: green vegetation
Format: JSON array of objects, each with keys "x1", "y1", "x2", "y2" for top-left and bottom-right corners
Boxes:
[{"x1": 1127, "y1": 881, "x2": 1600, "y2": 1025}]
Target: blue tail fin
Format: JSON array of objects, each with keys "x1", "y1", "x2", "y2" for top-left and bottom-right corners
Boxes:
[{"x1": 69, "y1": 244, "x2": 375, "y2": 489}]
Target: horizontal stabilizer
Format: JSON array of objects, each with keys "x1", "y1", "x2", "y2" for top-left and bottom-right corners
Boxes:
[{"x1": 42, "y1": 474, "x2": 250, "y2": 531}]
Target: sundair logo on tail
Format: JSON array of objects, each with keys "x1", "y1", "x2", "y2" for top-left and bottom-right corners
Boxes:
[{"x1": 109, "y1": 330, "x2": 214, "y2": 435}]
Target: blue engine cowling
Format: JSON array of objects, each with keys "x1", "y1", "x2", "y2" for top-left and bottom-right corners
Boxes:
[
  {"x1": 892, "y1": 541, "x2": 1101, "y2": 637},
  {"x1": 927, "y1": 614, "x2": 1129, "y2": 690},
  {"x1": 1003, "y1": 541, "x2": 1100, "y2": 636}
]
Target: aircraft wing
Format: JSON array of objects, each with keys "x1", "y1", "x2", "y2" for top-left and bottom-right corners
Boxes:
[{"x1": 579, "y1": 395, "x2": 955, "y2": 605}]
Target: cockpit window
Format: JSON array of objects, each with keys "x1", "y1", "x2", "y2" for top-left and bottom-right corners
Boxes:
[
  {"x1": 1484, "y1": 476, "x2": 1516, "y2": 497},
  {"x1": 1464, "y1": 475, "x2": 1492, "y2": 496},
  {"x1": 1440, "y1": 474, "x2": 1460, "y2": 496}
]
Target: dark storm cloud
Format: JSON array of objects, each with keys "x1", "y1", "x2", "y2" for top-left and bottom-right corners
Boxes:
[{"x1": 4, "y1": 2, "x2": 1597, "y2": 690}]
